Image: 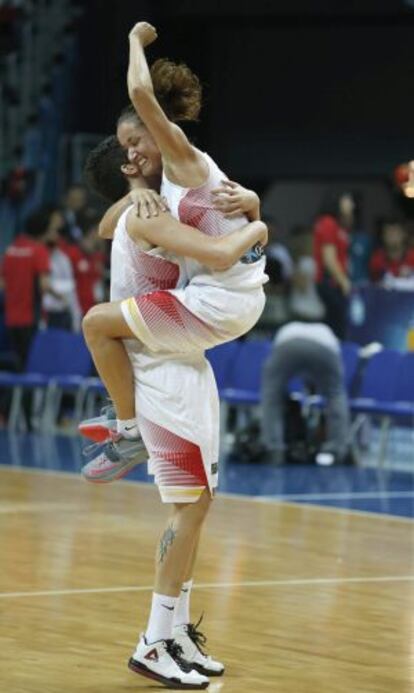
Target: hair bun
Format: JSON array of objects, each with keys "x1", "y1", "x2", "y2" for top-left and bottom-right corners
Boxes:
[{"x1": 150, "y1": 58, "x2": 202, "y2": 122}]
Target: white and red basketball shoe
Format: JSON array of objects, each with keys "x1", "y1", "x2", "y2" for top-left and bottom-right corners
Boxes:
[
  {"x1": 128, "y1": 634, "x2": 209, "y2": 689},
  {"x1": 173, "y1": 618, "x2": 224, "y2": 677}
]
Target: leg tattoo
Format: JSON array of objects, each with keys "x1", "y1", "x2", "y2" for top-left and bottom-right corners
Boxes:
[{"x1": 159, "y1": 524, "x2": 177, "y2": 563}]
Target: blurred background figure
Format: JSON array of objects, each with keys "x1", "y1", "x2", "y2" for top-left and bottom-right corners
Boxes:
[
  {"x1": 261, "y1": 321, "x2": 350, "y2": 467},
  {"x1": 0, "y1": 208, "x2": 54, "y2": 370},
  {"x1": 257, "y1": 214, "x2": 293, "y2": 332},
  {"x1": 60, "y1": 184, "x2": 90, "y2": 241},
  {"x1": 369, "y1": 218, "x2": 414, "y2": 284},
  {"x1": 313, "y1": 192, "x2": 362, "y2": 338},
  {"x1": 289, "y1": 256, "x2": 326, "y2": 322},
  {"x1": 287, "y1": 224, "x2": 325, "y2": 322},
  {"x1": 59, "y1": 218, "x2": 106, "y2": 317},
  {"x1": 41, "y1": 207, "x2": 82, "y2": 331}
]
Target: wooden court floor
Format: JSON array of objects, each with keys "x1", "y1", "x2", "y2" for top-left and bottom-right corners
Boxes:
[{"x1": 0, "y1": 466, "x2": 412, "y2": 693}]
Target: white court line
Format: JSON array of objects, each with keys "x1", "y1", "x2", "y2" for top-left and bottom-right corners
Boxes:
[
  {"x1": 1, "y1": 463, "x2": 413, "y2": 524},
  {"x1": 258, "y1": 491, "x2": 414, "y2": 501},
  {"x1": 0, "y1": 575, "x2": 413, "y2": 600}
]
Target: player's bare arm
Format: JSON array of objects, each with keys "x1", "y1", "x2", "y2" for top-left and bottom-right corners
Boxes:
[
  {"x1": 126, "y1": 210, "x2": 267, "y2": 271},
  {"x1": 99, "y1": 188, "x2": 167, "y2": 239},
  {"x1": 127, "y1": 22, "x2": 207, "y2": 185}
]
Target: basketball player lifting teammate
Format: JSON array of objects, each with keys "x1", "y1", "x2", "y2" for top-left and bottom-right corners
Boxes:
[
  {"x1": 80, "y1": 21, "x2": 267, "y2": 477},
  {"x1": 79, "y1": 21, "x2": 268, "y2": 689}
]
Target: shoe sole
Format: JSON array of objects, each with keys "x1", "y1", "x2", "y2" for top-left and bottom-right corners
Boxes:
[
  {"x1": 78, "y1": 422, "x2": 115, "y2": 443},
  {"x1": 128, "y1": 657, "x2": 209, "y2": 690},
  {"x1": 82, "y1": 456, "x2": 145, "y2": 484},
  {"x1": 192, "y1": 662, "x2": 224, "y2": 677}
]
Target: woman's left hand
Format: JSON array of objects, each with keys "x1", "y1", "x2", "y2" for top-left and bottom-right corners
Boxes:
[{"x1": 211, "y1": 179, "x2": 260, "y2": 219}]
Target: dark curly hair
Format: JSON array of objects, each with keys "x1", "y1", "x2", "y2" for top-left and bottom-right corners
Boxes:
[
  {"x1": 118, "y1": 57, "x2": 202, "y2": 129},
  {"x1": 83, "y1": 136, "x2": 129, "y2": 203}
]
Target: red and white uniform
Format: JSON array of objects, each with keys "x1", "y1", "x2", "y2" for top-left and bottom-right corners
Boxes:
[
  {"x1": 111, "y1": 215, "x2": 219, "y2": 503},
  {"x1": 114, "y1": 151, "x2": 267, "y2": 502}
]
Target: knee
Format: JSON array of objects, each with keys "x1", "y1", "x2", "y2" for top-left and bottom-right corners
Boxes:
[
  {"x1": 82, "y1": 306, "x2": 105, "y2": 343},
  {"x1": 173, "y1": 491, "x2": 212, "y2": 529}
]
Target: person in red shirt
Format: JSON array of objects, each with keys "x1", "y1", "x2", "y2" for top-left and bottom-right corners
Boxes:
[
  {"x1": 369, "y1": 219, "x2": 414, "y2": 282},
  {"x1": 0, "y1": 207, "x2": 60, "y2": 370},
  {"x1": 60, "y1": 222, "x2": 107, "y2": 316},
  {"x1": 313, "y1": 192, "x2": 356, "y2": 338}
]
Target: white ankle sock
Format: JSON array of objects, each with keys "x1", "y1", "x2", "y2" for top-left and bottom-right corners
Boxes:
[
  {"x1": 145, "y1": 592, "x2": 178, "y2": 644},
  {"x1": 117, "y1": 418, "x2": 139, "y2": 439},
  {"x1": 174, "y1": 579, "x2": 193, "y2": 627}
]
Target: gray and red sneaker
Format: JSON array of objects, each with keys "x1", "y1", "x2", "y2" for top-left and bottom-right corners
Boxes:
[
  {"x1": 78, "y1": 404, "x2": 117, "y2": 443},
  {"x1": 81, "y1": 433, "x2": 147, "y2": 483}
]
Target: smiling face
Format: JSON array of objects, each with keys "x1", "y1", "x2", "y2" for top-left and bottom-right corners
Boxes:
[{"x1": 116, "y1": 118, "x2": 162, "y2": 179}]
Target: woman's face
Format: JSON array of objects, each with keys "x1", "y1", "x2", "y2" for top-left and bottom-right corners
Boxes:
[{"x1": 117, "y1": 119, "x2": 162, "y2": 178}]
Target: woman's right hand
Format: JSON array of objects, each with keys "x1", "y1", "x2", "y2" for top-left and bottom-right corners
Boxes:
[
  {"x1": 129, "y1": 21, "x2": 158, "y2": 46},
  {"x1": 129, "y1": 189, "x2": 169, "y2": 219},
  {"x1": 211, "y1": 179, "x2": 260, "y2": 220}
]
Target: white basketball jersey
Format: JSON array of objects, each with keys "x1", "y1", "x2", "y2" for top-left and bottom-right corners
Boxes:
[
  {"x1": 110, "y1": 205, "x2": 187, "y2": 303},
  {"x1": 161, "y1": 151, "x2": 267, "y2": 291}
]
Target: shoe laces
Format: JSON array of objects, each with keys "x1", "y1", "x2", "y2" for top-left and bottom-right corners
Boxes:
[
  {"x1": 165, "y1": 639, "x2": 191, "y2": 672},
  {"x1": 82, "y1": 439, "x2": 120, "y2": 461},
  {"x1": 82, "y1": 441, "x2": 102, "y2": 458},
  {"x1": 187, "y1": 614, "x2": 207, "y2": 656}
]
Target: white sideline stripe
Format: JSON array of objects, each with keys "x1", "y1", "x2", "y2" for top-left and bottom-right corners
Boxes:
[
  {"x1": 0, "y1": 464, "x2": 412, "y2": 524},
  {"x1": 259, "y1": 491, "x2": 414, "y2": 501},
  {"x1": 0, "y1": 575, "x2": 413, "y2": 600}
]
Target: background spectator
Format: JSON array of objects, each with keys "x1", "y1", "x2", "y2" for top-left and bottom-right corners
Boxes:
[
  {"x1": 313, "y1": 192, "x2": 355, "y2": 338},
  {"x1": 289, "y1": 256, "x2": 325, "y2": 322},
  {"x1": 261, "y1": 322, "x2": 350, "y2": 466},
  {"x1": 41, "y1": 207, "x2": 82, "y2": 331},
  {"x1": 256, "y1": 215, "x2": 293, "y2": 332},
  {"x1": 61, "y1": 184, "x2": 90, "y2": 241},
  {"x1": 287, "y1": 224, "x2": 325, "y2": 322},
  {"x1": 60, "y1": 219, "x2": 107, "y2": 316},
  {"x1": 369, "y1": 218, "x2": 414, "y2": 283},
  {"x1": 0, "y1": 208, "x2": 53, "y2": 370}
]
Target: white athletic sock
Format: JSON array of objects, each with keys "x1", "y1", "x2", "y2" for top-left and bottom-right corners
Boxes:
[
  {"x1": 174, "y1": 579, "x2": 193, "y2": 627},
  {"x1": 145, "y1": 592, "x2": 178, "y2": 644},
  {"x1": 117, "y1": 417, "x2": 139, "y2": 439}
]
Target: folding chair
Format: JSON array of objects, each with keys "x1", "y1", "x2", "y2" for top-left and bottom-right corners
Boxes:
[
  {"x1": 349, "y1": 349, "x2": 406, "y2": 467},
  {"x1": 1, "y1": 329, "x2": 92, "y2": 431},
  {"x1": 206, "y1": 340, "x2": 241, "y2": 392},
  {"x1": 219, "y1": 339, "x2": 273, "y2": 450}
]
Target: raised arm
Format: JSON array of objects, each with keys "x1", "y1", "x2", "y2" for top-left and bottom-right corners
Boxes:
[
  {"x1": 126, "y1": 211, "x2": 267, "y2": 271},
  {"x1": 127, "y1": 23, "x2": 195, "y2": 166}
]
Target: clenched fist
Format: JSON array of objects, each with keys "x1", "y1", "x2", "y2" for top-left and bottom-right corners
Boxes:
[{"x1": 129, "y1": 21, "x2": 158, "y2": 47}]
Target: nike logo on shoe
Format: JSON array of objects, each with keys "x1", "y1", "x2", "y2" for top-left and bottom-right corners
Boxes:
[
  {"x1": 162, "y1": 604, "x2": 175, "y2": 611},
  {"x1": 124, "y1": 425, "x2": 137, "y2": 431}
]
